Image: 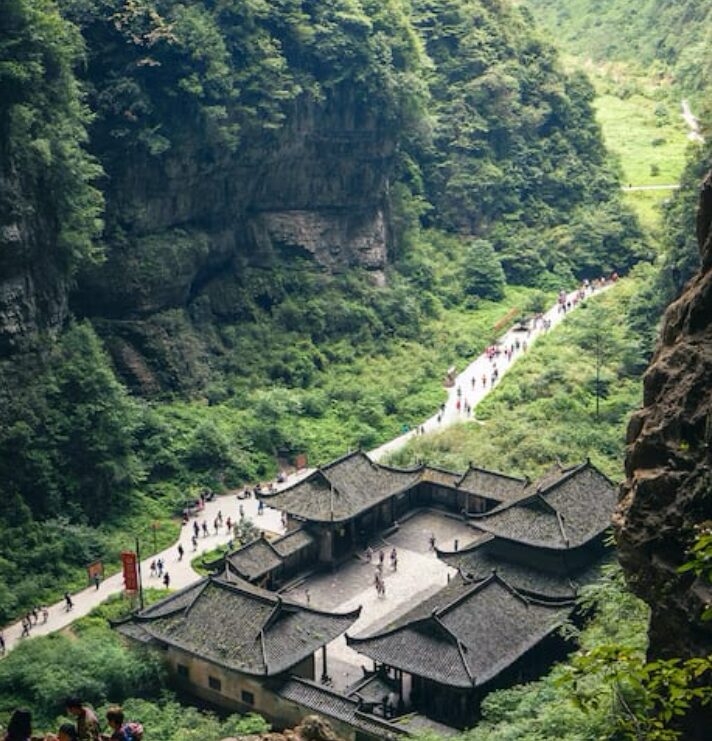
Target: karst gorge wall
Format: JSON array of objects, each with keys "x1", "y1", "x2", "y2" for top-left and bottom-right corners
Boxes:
[
  {"x1": 617, "y1": 170, "x2": 712, "y2": 730},
  {"x1": 0, "y1": 0, "x2": 420, "y2": 392}
]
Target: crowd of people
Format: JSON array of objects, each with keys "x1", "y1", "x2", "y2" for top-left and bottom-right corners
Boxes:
[
  {"x1": 2, "y1": 699, "x2": 142, "y2": 741},
  {"x1": 364, "y1": 546, "x2": 399, "y2": 598}
]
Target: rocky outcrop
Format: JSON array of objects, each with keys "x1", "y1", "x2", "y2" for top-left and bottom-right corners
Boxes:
[
  {"x1": 0, "y1": 169, "x2": 68, "y2": 356},
  {"x1": 616, "y1": 168, "x2": 712, "y2": 702},
  {"x1": 63, "y1": 90, "x2": 394, "y2": 392},
  {"x1": 72, "y1": 91, "x2": 393, "y2": 321}
]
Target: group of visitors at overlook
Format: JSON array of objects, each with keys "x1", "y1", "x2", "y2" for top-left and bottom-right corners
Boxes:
[{"x1": 2, "y1": 700, "x2": 142, "y2": 741}]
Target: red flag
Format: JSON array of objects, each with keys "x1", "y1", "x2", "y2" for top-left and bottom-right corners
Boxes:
[{"x1": 121, "y1": 551, "x2": 138, "y2": 592}]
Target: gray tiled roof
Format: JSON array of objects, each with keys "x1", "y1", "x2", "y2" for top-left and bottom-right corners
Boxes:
[
  {"x1": 455, "y1": 465, "x2": 527, "y2": 502},
  {"x1": 116, "y1": 575, "x2": 359, "y2": 677},
  {"x1": 259, "y1": 451, "x2": 421, "y2": 523},
  {"x1": 347, "y1": 574, "x2": 572, "y2": 688},
  {"x1": 277, "y1": 677, "x2": 404, "y2": 739},
  {"x1": 475, "y1": 462, "x2": 616, "y2": 549},
  {"x1": 225, "y1": 536, "x2": 282, "y2": 580},
  {"x1": 272, "y1": 527, "x2": 316, "y2": 557},
  {"x1": 438, "y1": 536, "x2": 600, "y2": 599}
]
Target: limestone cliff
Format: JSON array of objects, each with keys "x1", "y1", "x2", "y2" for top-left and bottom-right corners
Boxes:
[
  {"x1": 0, "y1": 167, "x2": 68, "y2": 356},
  {"x1": 72, "y1": 90, "x2": 394, "y2": 321},
  {"x1": 616, "y1": 168, "x2": 712, "y2": 660}
]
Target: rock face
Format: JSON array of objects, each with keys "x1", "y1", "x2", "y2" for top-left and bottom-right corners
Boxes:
[
  {"x1": 0, "y1": 166, "x2": 68, "y2": 356},
  {"x1": 61, "y1": 90, "x2": 394, "y2": 392},
  {"x1": 72, "y1": 91, "x2": 392, "y2": 320},
  {"x1": 616, "y1": 168, "x2": 712, "y2": 704}
]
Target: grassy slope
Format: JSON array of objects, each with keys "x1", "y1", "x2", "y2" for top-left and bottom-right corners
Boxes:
[
  {"x1": 387, "y1": 273, "x2": 646, "y2": 482},
  {"x1": 585, "y1": 64, "x2": 689, "y2": 234}
]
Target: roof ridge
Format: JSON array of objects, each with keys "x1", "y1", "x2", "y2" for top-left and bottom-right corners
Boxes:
[
  {"x1": 455, "y1": 462, "x2": 527, "y2": 488},
  {"x1": 136, "y1": 577, "x2": 209, "y2": 621},
  {"x1": 431, "y1": 614, "x2": 476, "y2": 686},
  {"x1": 433, "y1": 575, "x2": 493, "y2": 617},
  {"x1": 534, "y1": 460, "x2": 590, "y2": 496},
  {"x1": 259, "y1": 629, "x2": 269, "y2": 675},
  {"x1": 212, "y1": 573, "x2": 281, "y2": 606},
  {"x1": 321, "y1": 449, "x2": 364, "y2": 470},
  {"x1": 555, "y1": 509, "x2": 570, "y2": 547},
  {"x1": 435, "y1": 533, "x2": 494, "y2": 558}
]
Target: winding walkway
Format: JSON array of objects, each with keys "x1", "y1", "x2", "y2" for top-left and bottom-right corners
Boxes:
[{"x1": 0, "y1": 282, "x2": 609, "y2": 654}]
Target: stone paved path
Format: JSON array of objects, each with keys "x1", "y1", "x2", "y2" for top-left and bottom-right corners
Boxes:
[
  {"x1": 283, "y1": 511, "x2": 471, "y2": 691},
  {"x1": 369, "y1": 282, "x2": 609, "y2": 461},
  {"x1": 0, "y1": 471, "x2": 311, "y2": 653},
  {"x1": 1, "y1": 281, "x2": 609, "y2": 655}
]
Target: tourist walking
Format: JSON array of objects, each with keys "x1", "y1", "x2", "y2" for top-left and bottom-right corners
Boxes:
[
  {"x1": 163, "y1": 572, "x2": 170, "y2": 589},
  {"x1": 64, "y1": 592, "x2": 73, "y2": 611},
  {"x1": 20, "y1": 618, "x2": 30, "y2": 638},
  {"x1": 94, "y1": 574, "x2": 101, "y2": 590},
  {"x1": 226, "y1": 516, "x2": 232, "y2": 532},
  {"x1": 258, "y1": 500, "x2": 265, "y2": 515},
  {"x1": 149, "y1": 560, "x2": 156, "y2": 577},
  {"x1": 177, "y1": 544, "x2": 184, "y2": 561},
  {"x1": 213, "y1": 517, "x2": 219, "y2": 534},
  {"x1": 192, "y1": 521, "x2": 199, "y2": 539},
  {"x1": 42, "y1": 605, "x2": 49, "y2": 623},
  {"x1": 202, "y1": 520, "x2": 208, "y2": 537},
  {"x1": 365, "y1": 546, "x2": 373, "y2": 563},
  {"x1": 428, "y1": 533, "x2": 436, "y2": 551},
  {"x1": 191, "y1": 535, "x2": 198, "y2": 551}
]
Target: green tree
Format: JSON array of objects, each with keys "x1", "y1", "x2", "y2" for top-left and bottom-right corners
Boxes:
[{"x1": 463, "y1": 239, "x2": 506, "y2": 300}]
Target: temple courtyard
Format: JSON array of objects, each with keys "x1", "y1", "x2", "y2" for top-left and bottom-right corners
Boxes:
[{"x1": 283, "y1": 510, "x2": 477, "y2": 691}]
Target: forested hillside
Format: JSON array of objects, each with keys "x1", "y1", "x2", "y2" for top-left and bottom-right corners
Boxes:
[
  {"x1": 524, "y1": 0, "x2": 712, "y2": 104},
  {"x1": 0, "y1": 0, "x2": 644, "y2": 622}
]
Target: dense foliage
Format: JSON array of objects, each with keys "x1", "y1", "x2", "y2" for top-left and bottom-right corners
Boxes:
[
  {"x1": 525, "y1": 0, "x2": 712, "y2": 106},
  {"x1": 0, "y1": 0, "x2": 643, "y2": 620},
  {"x1": 0, "y1": 0, "x2": 103, "y2": 267},
  {"x1": 405, "y1": 0, "x2": 645, "y2": 285},
  {"x1": 58, "y1": 0, "x2": 425, "y2": 158}
]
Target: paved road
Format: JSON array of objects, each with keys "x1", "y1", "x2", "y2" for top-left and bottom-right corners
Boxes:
[
  {"x1": 621, "y1": 184, "x2": 680, "y2": 192},
  {"x1": 0, "y1": 472, "x2": 311, "y2": 653},
  {"x1": 369, "y1": 282, "x2": 610, "y2": 461},
  {"x1": 0, "y1": 281, "x2": 610, "y2": 654},
  {"x1": 682, "y1": 99, "x2": 704, "y2": 144}
]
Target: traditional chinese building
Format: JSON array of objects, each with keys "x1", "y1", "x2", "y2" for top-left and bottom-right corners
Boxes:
[
  {"x1": 117, "y1": 454, "x2": 617, "y2": 736},
  {"x1": 345, "y1": 461, "x2": 617, "y2": 728},
  {"x1": 115, "y1": 574, "x2": 360, "y2": 720},
  {"x1": 257, "y1": 451, "x2": 531, "y2": 564}
]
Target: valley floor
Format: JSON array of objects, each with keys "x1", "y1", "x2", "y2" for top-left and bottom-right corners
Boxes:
[{"x1": 0, "y1": 282, "x2": 609, "y2": 654}]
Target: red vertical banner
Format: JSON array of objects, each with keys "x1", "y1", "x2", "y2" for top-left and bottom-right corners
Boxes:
[{"x1": 121, "y1": 551, "x2": 138, "y2": 592}]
